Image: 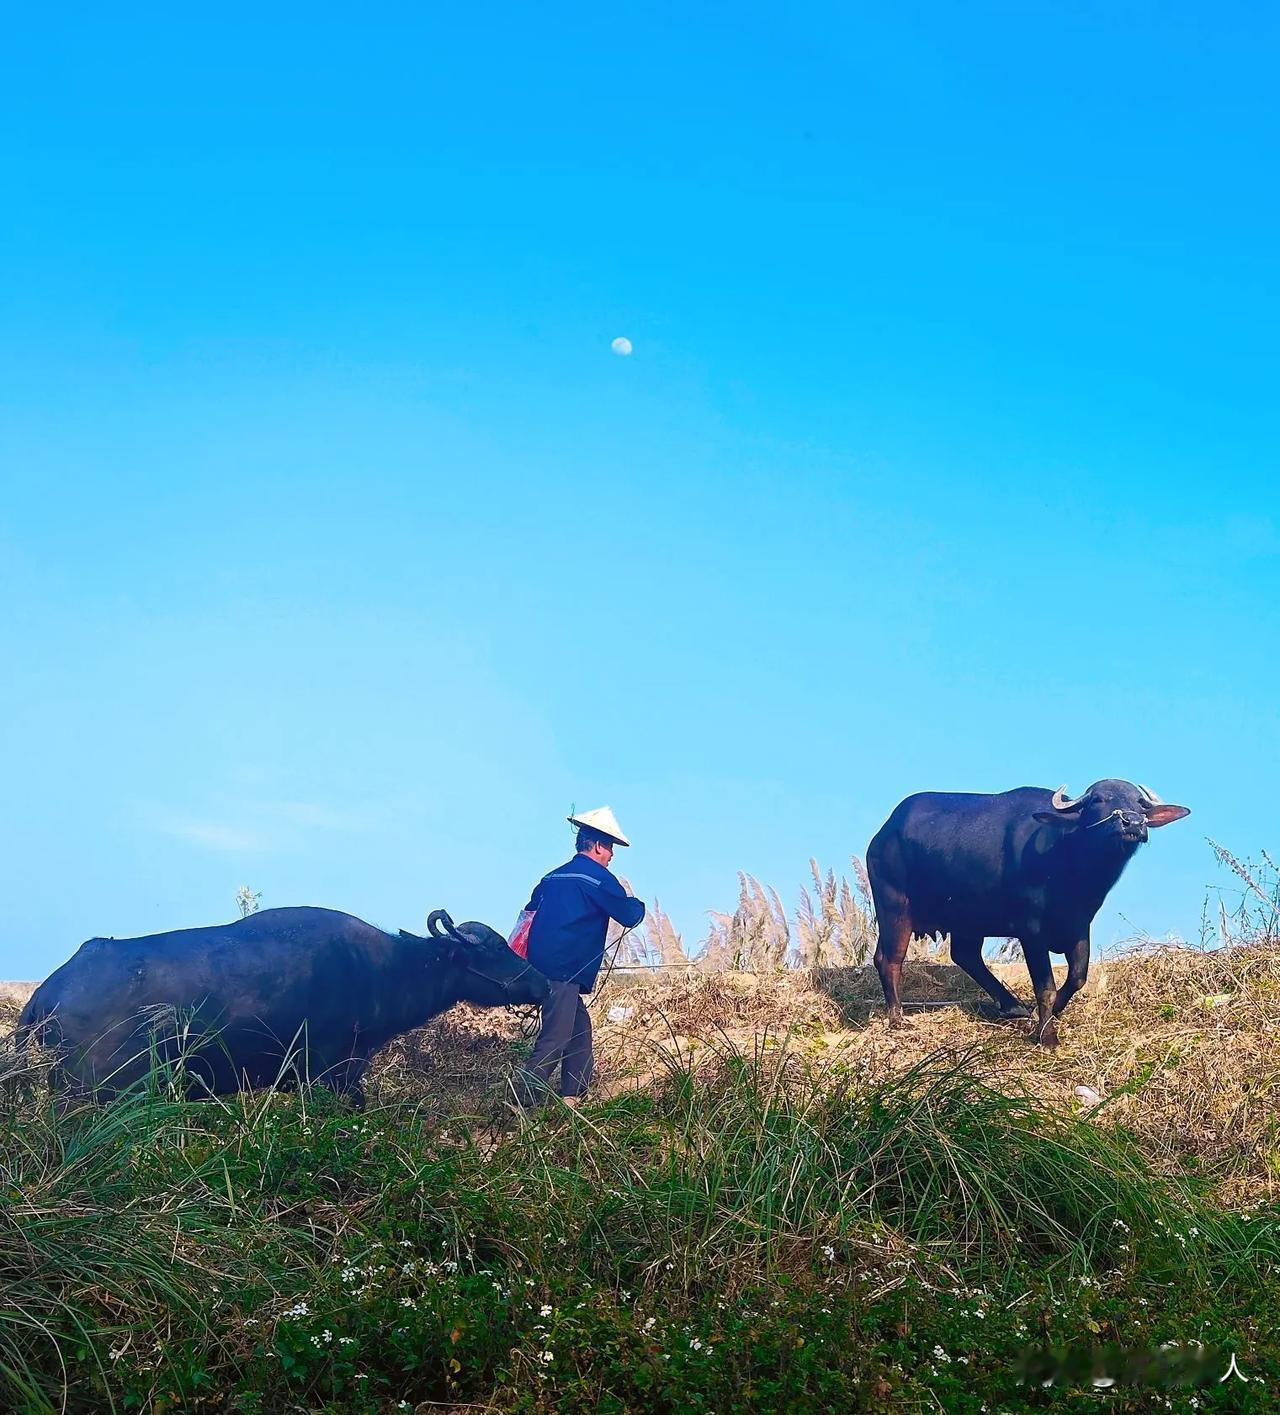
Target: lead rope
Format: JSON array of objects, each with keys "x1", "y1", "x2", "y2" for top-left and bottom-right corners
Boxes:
[{"x1": 585, "y1": 921, "x2": 637, "y2": 1009}]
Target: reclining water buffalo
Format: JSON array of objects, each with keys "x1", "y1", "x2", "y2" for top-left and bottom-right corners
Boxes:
[
  {"x1": 867, "y1": 779, "x2": 1190, "y2": 1046},
  {"x1": 16, "y1": 906, "x2": 550, "y2": 1105}
]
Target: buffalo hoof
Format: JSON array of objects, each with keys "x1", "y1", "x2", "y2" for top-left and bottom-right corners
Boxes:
[
  {"x1": 886, "y1": 1010, "x2": 910, "y2": 1030},
  {"x1": 1034, "y1": 1017, "x2": 1060, "y2": 1049},
  {"x1": 977, "y1": 1001, "x2": 1031, "y2": 1023}
]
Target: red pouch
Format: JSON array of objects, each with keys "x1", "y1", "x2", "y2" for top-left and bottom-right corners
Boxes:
[{"x1": 508, "y1": 908, "x2": 535, "y2": 960}]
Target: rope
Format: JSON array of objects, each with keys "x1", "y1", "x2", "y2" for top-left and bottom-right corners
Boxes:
[
  {"x1": 608, "y1": 962, "x2": 699, "y2": 971},
  {"x1": 584, "y1": 922, "x2": 637, "y2": 1007}
]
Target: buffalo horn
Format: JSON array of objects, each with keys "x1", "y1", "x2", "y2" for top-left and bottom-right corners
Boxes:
[
  {"x1": 1051, "y1": 785, "x2": 1087, "y2": 812},
  {"x1": 427, "y1": 909, "x2": 470, "y2": 944},
  {"x1": 1137, "y1": 783, "x2": 1164, "y2": 806}
]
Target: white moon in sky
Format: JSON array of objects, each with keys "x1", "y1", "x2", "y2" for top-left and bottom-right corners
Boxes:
[{"x1": 611, "y1": 336, "x2": 633, "y2": 356}]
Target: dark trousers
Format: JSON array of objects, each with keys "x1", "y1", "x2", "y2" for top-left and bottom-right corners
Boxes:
[{"x1": 519, "y1": 980, "x2": 593, "y2": 1102}]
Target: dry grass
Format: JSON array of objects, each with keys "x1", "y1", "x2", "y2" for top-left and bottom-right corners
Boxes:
[
  {"x1": 583, "y1": 942, "x2": 1280, "y2": 1203},
  {"x1": 353, "y1": 938, "x2": 1280, "y2": 1203},
  {"x1": 8, "y1": 933, "x2": 1278, "y2": 1204}
]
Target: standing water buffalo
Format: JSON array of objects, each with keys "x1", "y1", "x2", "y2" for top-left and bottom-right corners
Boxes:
[
  {"x1": 16, "y1": 906, "x2": 550, "y2": 1104},
  {"x1": 867, "y1": 780, "x2": 1190, "y2": 1046}
]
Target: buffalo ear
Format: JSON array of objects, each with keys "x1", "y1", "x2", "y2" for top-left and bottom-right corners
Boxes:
[
  {"x1": 1145, "y1": 803, "x2": 1191, "y2": 828},
  {"x1": 1034, "y1": 811, "x2": 1079, "y2": 828}
]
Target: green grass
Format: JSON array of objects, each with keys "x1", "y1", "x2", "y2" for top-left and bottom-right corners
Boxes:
[{"x1": 1, "y1": 1040, "x2": 1277, "y2": 1413}]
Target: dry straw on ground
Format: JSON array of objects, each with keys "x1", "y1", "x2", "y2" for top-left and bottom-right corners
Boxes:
[
  {"x1": 7, "y1": 943, "x2": 1278, "y2": 1202},
  {"x1": 352, "y1": 934, "x2": 1280, "y2": 1203},
  {"x1": 6, "y1": 843, "x2": 1277, "y2": 1205}
]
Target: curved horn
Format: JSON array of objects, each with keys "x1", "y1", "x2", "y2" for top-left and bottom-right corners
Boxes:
[
  {"x1": 1051, "y1": 784, "x2": 1087, "y2": 812},
  {"x1": 427, "y1": 909, "x2": 465, "y2": 942},
  {"x1": 1136, "y1": 783, "x2": 1164, "y2": 806}
]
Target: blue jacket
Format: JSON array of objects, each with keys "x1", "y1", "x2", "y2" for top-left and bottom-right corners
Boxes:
[{"x1": 524, "y1": 854, "x2": 646, "y2": 992}]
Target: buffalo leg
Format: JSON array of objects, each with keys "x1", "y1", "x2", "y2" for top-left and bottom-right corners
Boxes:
[
  {"x1": 872, "y1": 902, "x2": 913, "y2": 1028},
  {"x1": 1052, "y1": 938, "x2": 1090, "y2": 1017},
  {"x1": 948, "y1": 934, "x2": 1031, "y2": 1019},
  {"x1": 1022, "y1": 937, "x2": 1059, "y2": 1047}
]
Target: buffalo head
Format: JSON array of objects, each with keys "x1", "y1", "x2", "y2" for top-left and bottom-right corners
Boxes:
[
  {"x1": 419, "y1": 910, "x2": 552, "y2": 1008},
  {"x1": 1035, "y1": 779, "x2": 1190, "y2": 845}
]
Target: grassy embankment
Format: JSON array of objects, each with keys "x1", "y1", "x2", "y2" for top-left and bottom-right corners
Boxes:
[{"x1": 1, "y1": 924, "x2": 1279, "y2": 1413}]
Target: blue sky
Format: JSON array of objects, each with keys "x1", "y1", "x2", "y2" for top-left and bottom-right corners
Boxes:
[{"x1": 2, "y1": 4, "x2": 1276, "y2": 977}]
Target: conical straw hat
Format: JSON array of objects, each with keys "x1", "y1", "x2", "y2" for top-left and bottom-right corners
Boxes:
[{"x1": 567, "y1": 805, "x2": 631, "y2": 847}]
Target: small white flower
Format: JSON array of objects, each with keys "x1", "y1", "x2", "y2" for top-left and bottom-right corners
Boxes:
[
  {"x1": 690, "y1": 1338, "x2": 703, "y2": 1350},
  {"x1": 643, "y1": 1317, "x2": 656, "y2": 1331},
  {"x1": 399, "y1": 1297, "x2": 417, "y2": 1309},
  {"x1": 540, "y1": 1304, "x2": 553, "y2": 1317},
  {"x1": 540, "y1": 1351, "x2": 554, "y2": 1365},
  {"x1": 821, "y1": 1244, "x2": 836, "y2": 1262}
]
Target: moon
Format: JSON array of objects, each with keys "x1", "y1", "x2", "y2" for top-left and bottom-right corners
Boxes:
[{"x1": 610, "y1": 337, "x2": 633, "y2": 356}]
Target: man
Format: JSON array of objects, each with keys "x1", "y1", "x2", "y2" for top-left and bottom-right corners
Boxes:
[{"x1": 518, "y1": 806, "x2": 646, "y2": 1107}]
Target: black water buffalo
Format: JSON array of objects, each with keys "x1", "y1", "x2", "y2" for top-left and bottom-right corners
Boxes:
[
  {"x1": 16, "y1": 906, "x2": 550, "y2": 1104},
  {"x1": 867, "y1": 779, "x2": 1190, "y2": 1046}
]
